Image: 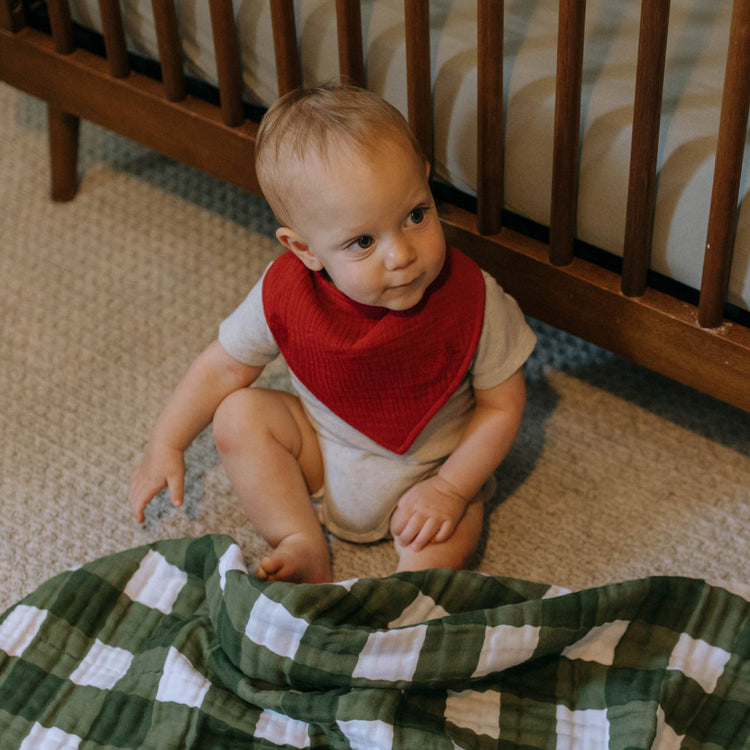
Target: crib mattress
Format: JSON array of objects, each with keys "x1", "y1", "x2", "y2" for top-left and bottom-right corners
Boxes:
[{"x1": 67, "y1": 0, "x2": 750, "y2": 312}]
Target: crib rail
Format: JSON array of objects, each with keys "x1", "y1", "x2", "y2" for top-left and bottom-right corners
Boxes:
[
  {"x1": 1, "y1": 0, "x2": 261, "y2": 196},
  {"x1": 336, "y1": 0, "x2": 747, "y2": 341},
  {"x1": 404, "y1": 0, "x2": 433, "y2": 165},
  {"x1": 480, "y1": 0, "x2": 750, "y2": 337},
  {"x1": 270, "y1": 1, "x2": 301, "y2": 95},
  {"x1": 443, "y1": 0, "x2": 750, "y2": 409},
  {"x1": 98, "y1": 0, "x2": 128, "y2": 78},
  {"x1": 418, "y1": 0, "x2": 749, "y2": 407},
  {"x1": 209, "y1": 0, "x2": 243, "y2": 126},
  {"x1": 621, "y1": 0, "x2": 670, "y2": 298},
  {"x1": 21, "y1": 0, "x2": 748, "y2": 325},
  {"x1": 47, "y1": 0, "x2": 73, "y2": 53},
  {"x1": 0, "y1": 0, "x2": 748, "y2": 409},
  {"x1": 700, "y1": 0, "x2": 750, "y2": 328},
  {"x1": 335, "y1": 0, "x2": 364, "y2": 87},
  {"x1": 477, "y1": 0, "x2": 504, "y2": 236},
  {"x1": 548, "y1": 0, "x2": 585, "y2": 267},
  {"x1": 151, "y1": 0, "x2": 183, "y2": 101}
]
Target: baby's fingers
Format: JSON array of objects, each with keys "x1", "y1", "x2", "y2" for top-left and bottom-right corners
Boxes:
[
  {"x1": 129, "y1": 495, "x2": 146, "y2": 524},
  {"x1": 402, "y1": 516, "x2": 442, "y2": 552},
  {"x1": 167, "y1": 473, "x2": 184, "y2": 509},
  {"x1": 433, "y1": 519, "x2": 456, "y2": 545},
  {"x1": 393, "y1": 513, "x2": 422, "y2": 547},
  {"x1": 391, "y1": 503, "x2": 419, "y2": 541},
  {"x1": 128, "y1": 479, "x2": 161, "y2": 523}
]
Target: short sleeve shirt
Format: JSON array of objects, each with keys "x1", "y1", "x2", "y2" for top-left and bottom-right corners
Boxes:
[{"x1": 219, "y1": 265, "x2": 536, "y2": 464}]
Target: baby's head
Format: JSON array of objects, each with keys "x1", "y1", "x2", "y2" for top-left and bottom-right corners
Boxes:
[
  {"x1": 255, "y1": 85, "x2": 445, "y2": 311},
  {"x1": 255, "y1": 85, "x2": 426, "y2": 228}
]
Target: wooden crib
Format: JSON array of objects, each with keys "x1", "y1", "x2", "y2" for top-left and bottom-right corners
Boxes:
[{"x1": 1, "y1": 0, "x2": 748, "y2": 411}]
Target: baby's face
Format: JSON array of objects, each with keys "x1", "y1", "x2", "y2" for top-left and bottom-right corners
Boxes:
[{"x1": 286, "y1": 137, "x2": 446, "y2": 311}]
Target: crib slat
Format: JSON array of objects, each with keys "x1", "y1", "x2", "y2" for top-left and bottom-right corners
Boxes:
[
  {"x1": 48, "y1": 0, "x2": 75, "y2": 55},
  {"x1": 97, "y1": 0, "x2": 129, "y2": 78},
  {"x1": 0, "y1": 1, "x2": 26, "y2": 32},
  {"x1": 699, "y1": 0, "x2": 750, "y2": 328},
  {"x1": 477, "y1": 0, "x2": 504, "y2": 236},
  {"x1": 151, "y1": 0, "x2": 185, "y2": 102},
  {"x1": 621, "y1": 0, "x2": 670, "y2": 297},
  {"x1": 209, "y1": 0, "x2": 244, "y2": 126},
  {"x1": 270, "y1": 0, "x2": 302, "y2": 95},
  {"x1": 549, "y1": 0, "x2": 586, "y2": 266},
  {"x1": 335, "y1": 0, "x2": 364, "y2": 86},
  {"x1": 404, "y1": 0, "x2": 433, "y2": 163}
]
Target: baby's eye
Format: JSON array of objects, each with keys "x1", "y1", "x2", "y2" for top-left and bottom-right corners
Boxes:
[
  {"x1": 409, "y1": 207, "x2": 425, "y2": 225},
  {"x1": 353, "y1": 235, "x2": 374, "y2": 250}
]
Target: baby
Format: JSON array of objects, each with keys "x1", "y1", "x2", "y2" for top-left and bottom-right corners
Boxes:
[{"x1": 129, "y1": 84, "x2": 536, "y2": 583}]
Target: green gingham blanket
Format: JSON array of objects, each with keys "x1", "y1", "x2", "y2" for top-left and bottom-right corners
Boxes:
[{"x1": 1, "y1": 535, "x2": 749, "y2": 749}]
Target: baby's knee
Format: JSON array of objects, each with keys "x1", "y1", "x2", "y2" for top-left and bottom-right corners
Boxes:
[{"x1": 213, "y1": 388, "x2": 267, "y2": 454}]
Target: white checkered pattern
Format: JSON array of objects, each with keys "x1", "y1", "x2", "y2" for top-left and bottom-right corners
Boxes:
[
  {"x1": 245, "y1": 594, "x2": 309, "y2": 659},
  {"x1": 218, "y1": 543, "x2": 247, "y2": 591},
  {"x1": 69, "y1": 638, "x2": 133, "y2": 690},
  {"x1": 0, "y1": 605, "x2": 47, "y2": 658},
  {"x1": 255, "y1": 709, "x2": 310, "y2": 748},
  {"x1": 472, "y1": 624, "x2": 541, "y2": 678},
  {"x1": 123, "y1": 551, "x2": 188, "y2": 615},
  {"x1": 555, "y1": 705, "x2": 610, "y2": 750},
  {"x1": 338, "y1": 719, "x2": 394, "y2": 750},
  {"x1": 352, "y1": 625, "x2": 428, "y2": 682},
  {"x1": 445, "y1": 689, "x2": 501, "y2": 739},
  {"x1": 667, "y1": 631, "x2": 732, "y2": 693},
  {"x1": 19, "y1": 722, "x2": 82, "y2": 749},
  {"x1": 562, "y1": 620, "x2": 630, "y2": 665},
  {"x1": 388, "y1": 592, "x2": 451, "y2": 628},
  {"x1": 652, "y1": 705, "x2": 685, "y2": 750},
  {"x1": 156, "y1": 646, "x2": 211, "y2": 708}
]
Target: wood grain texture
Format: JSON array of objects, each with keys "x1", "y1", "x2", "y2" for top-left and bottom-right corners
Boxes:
[
  {"x1": 270, "y1": 0, "x2": 301, "y2": 95},
  {"x1": 151, "y1": 0, "x2": 185, "y2": 102},
  {"x1": 335, "y1": 0, "x2": 364, "y2": 86},
  {"x1": 97, "y1": 0, "x2": 129, "y2": 78},
  {"x1": 477, "y1": 0, "x2": 504, "y2": 236},
  {"x1": 209, "y1": 0, "x2": 244, "y2": 126},
  {"x1": 621, "y1": 0, "x2": 670, "y2": 298},
  {"x1": 405, "y1": 0, "x2": 433, "y2": 162},
  {"x1": 549, "y1": 0, "x2": 585, "y2": 266}
]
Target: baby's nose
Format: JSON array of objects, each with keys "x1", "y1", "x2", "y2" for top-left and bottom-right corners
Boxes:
[{"x1": 384, "y1": 237, "x2": 415, "y2": 270}]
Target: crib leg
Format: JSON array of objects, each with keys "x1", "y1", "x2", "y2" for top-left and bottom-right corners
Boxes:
[{"x1": 47, "y1": 104, "x2": 80, "y2": 201}]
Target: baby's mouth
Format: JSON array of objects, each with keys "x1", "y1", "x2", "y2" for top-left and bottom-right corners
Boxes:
[{"x1": 391, "y1": 275, "x2": 420, "y2": 290}]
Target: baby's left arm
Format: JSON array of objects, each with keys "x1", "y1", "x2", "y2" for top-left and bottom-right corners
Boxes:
[{"x1": 391, "y1": 368, "x2": 526, "y2": 551}]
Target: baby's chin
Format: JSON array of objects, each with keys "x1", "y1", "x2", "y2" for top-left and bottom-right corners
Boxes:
[
  {"x1": 378, "y1": 278, "x2": 432, "y2": 311},
  {"x1": 379, "y1": 291, "x2": 426, "y2": 312}
]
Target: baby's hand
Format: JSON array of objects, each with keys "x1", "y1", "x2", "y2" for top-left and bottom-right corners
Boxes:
[
  {"x1": 391, "y1": 475, "x2": 469, "y2": 551},
  {"x1": 128, "y1": 444, "x2": 185, "y2": 523}
]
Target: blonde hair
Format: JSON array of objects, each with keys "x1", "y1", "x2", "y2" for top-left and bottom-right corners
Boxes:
[{"x1": 255, "y1": 85, "x2": 426, "y2": 227}]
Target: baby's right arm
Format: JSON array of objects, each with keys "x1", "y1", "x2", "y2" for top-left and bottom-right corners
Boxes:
[{"x1": 128, "y1": 339, "x2": 263, "y2": 522}]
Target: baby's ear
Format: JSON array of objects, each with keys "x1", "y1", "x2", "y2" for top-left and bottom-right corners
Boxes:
[{"x1": 275, "y1": 227, "x2": 324, "y2": 271}]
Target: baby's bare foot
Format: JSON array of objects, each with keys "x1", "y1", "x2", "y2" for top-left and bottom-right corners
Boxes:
[{"x1": 255, "y1": 532, "x2": 332, "y2": 583}]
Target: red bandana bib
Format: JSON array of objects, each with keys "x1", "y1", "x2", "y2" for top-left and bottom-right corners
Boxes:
[{"x1": 262, "y1": 246, "x2": 485, "y2": 454}]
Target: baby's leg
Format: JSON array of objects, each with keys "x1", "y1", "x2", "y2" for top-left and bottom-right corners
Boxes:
[
  {"x1": 393, "y1": 497, "x2": 484, "y2": 573},
  {"x1": 213, "y1": 387, "x2": 331, "y2": 583}
]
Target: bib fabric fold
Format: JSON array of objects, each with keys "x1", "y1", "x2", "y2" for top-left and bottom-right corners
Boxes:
[{"x1": 263, "y1": 246, "x2": 485, "y2": 454}]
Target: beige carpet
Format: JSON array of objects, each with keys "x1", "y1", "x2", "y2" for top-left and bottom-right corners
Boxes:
[{"x1": 1, "y1": 82, "x2": 748, "y2": 613}]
